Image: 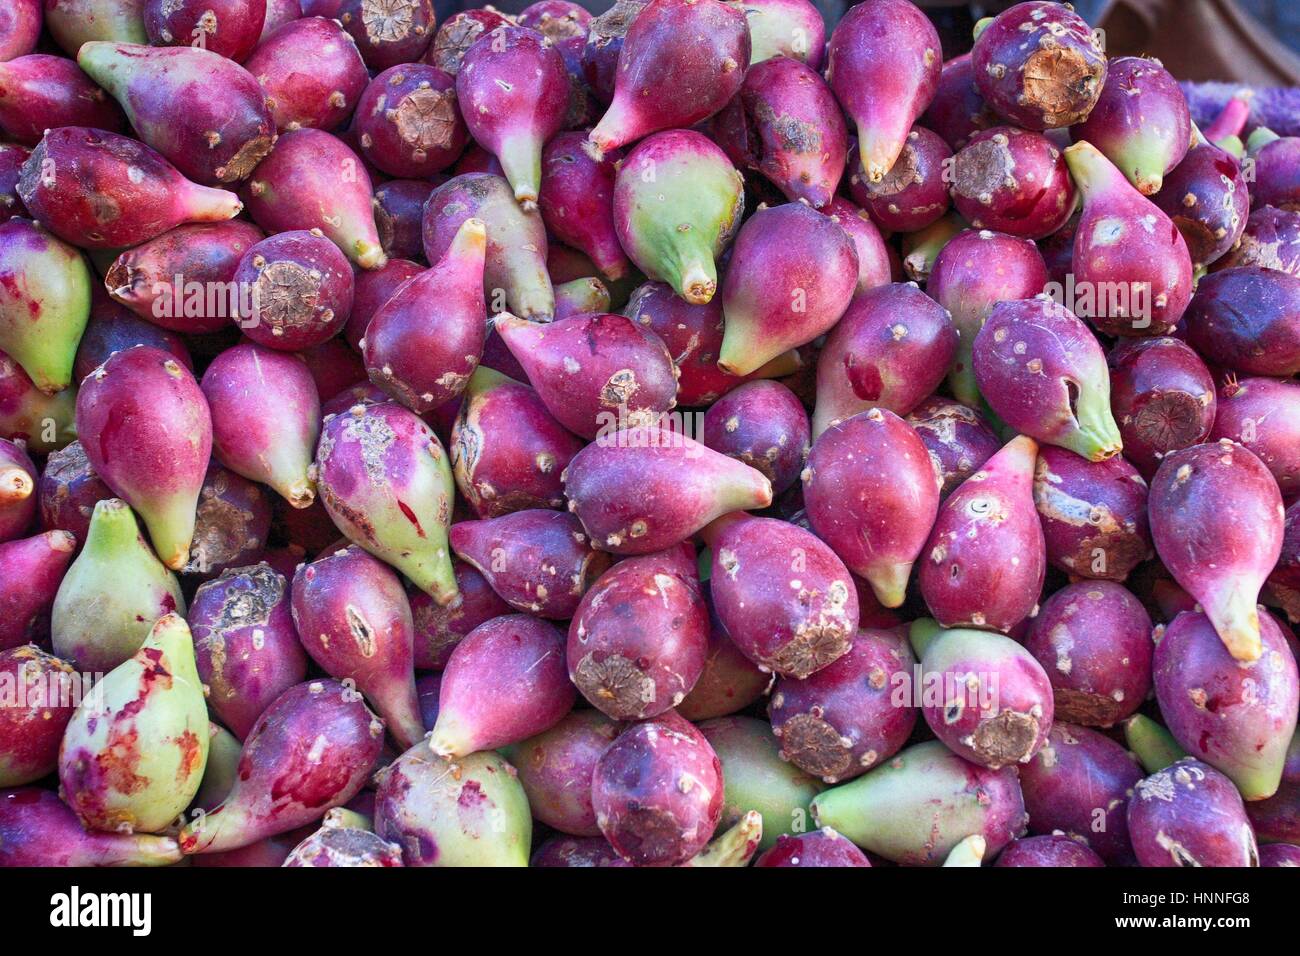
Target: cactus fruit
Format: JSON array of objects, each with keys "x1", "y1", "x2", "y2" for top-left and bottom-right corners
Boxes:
[
  {"x1": 0, "y1": 0, "x2": 41, "y2": 62},
  {"x1": 949, "y1": 128, "x2": 1076, "y2": 240},
  {"x1": 703, "y1": 381, "x2": 809, "y2": 496},
  {"x1": 1152, "y1": 132, "x2": 1249, "y2": 271},
  {"x1": 244, "y1": 16, "x2": 370, "y2": 132},
  {"x1": 1182, "y1": 267, "x2": 1300, "y2": 377},
  {"x1": 906, "y1": 397, "x2": 1002, "y2": 500},
  {"x1": 1127, "y1": 759, "x2": 1259, "y2": 867},
  {"x1": 539, "y1": 131, "x2": 629, "y2": 281},
  {"x1": 0, "y1": 788, "x2": 181, "y2": 867},
  {"x1": 994, "y1": 834, "x2": 1105, "y2": 867},
  {"x1": 920, "y1": 53, "x2": 998, "y2": 152},
  {"x1": 0, "y1": 646, "x2": 80, "y2": 787},
  {"x1": 506, "y1": 709, "x2": 618, "y2": 837},
  {"x1": 354, "y1": 64, "x2": 467, "y2": 178},
  {"x1": 1209, "y1": 376, "x2": 1300, "y2": 498},
  {"x1": 0, "y1": 437, "x2": 35, "y2": 543},
  {"x1": 142, "y1": 0, "x2": 267, "y2": 62},
  {"x1": 1107, "y1": 337, "x2": 1216, "y2": 479},
  {"x1": 753, "y1": 827, "x2": 872, "y2": 867},
  {"x1": 0, "y1": 54, "x2": 126, "y2": 147}
]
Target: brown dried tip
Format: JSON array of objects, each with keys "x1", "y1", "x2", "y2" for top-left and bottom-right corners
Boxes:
[
  {"x1": 971, "y1": 709, "x2": 1042, "y2": 766},
  {"x1": 1021, "y1": 46, "x2": 1103, "y2": 128}
]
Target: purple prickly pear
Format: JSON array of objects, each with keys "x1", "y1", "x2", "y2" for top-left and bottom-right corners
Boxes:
[
  {"x1": 906, "y1": 397, "x2": 1002, "y2": 500},
  {"x1": 994, "y1": 834, "x2": 1104, "y2": 867},
  {"x1": 0, "y1": 647, "x2": 79, "y2": 787},
  {"x1": 719, "y1": 204, "x2": 858, "y2": 376},
  {"x1": 450, "y1": 509, "x2": 610, "y2": 620},
  {"x1": 1247, "y1": 127, "x2": 1300, "y2": 211},
  {"x1": 494, "y1": 311, "x2": 677, "y2": 441},
  {"x1": 811, "y1": 282, "x2": 958, "y2": 436},
  {"x1": 1108, "y1": 336, "x2": 1216, "y2": 478},
  {"x1": 1127, "y1": 758, "x2": 1259, "y2": 866},
  {"x1": 613, "y1": 130, "x2": 744, "y2": 305},
  {"x1": 974, "y1": 298, "x2": 1122, "y2": 461},
  {"x1": 579, "y1": 0, "x2": 643, "y2": 104},
  {"x1": 0, "y1": 54, "x2": 126, "y2": 147},
  {"x1": 0, "y1": 143, "x2": 29, "y2": 224},
  {"x1": 920, "y1": 53, "x2": 998, "y2": 152},
  {"x1": 677, "y1": 583, "x2": 769, "y2": 721},
  {"x1": 423, "y1": 173, "x2": 553, "y2": 319},
  {"x1": 291, "y1": 545, "x2": 426, "y2": 750},
  {"x1": 202, "y1": 343, "x2": 321, "y2": 510},
  {"x1": 0, "y1": 530, "x2": 77, "y2": 651},
  {"x1": 928, "y1": 228, "x2": 1048, "y2": 407},
  {"x1": 184, "y1": 464, "x2": 271, "y2": 580},
  {"x1": 242, "y1": 128, "x2": 386, "y2": 270},
  {"x1": 950, "y1": 127, "x2": 1076, "y2": 240},
  {"x1": 754, "y1": 828, "x2": 871, "y2": 867},
  {"x1": 429, "y1": 614, "x2": 574, "y2": 757},
  {"x1": 36, "y1": 442, "x2": 110, "y2": 546},
  {"x1": 375, "y1": 180, "x2": 432, "y2": 261},
  {"x1": 355, "y1": 63, "x2": 466, "y2": 179},
  {"x1": 179, "y1": 679, "x2": 385, "y2": 854},
  {"x1": 826, "y1": 0, "x2": 941, "y2": 184},
  {"x1": 74, "y1": 290, "x2": 192, "y2": 384},
  {"x1": 1019, "y1": 722, "x2": 1142, "y2": 865},
  {"x1": 1154, "y1": 610, "x2": 1298, "y2": 800},
  {"x1": 334, "y1": 0, "x2": 435, "y2": 72},
  {"x1": 803, "y1": 408, "x2": 939, "y2": 608},
  {"x1": 142, "y1": 0, "x2": 267, "y2": 62},
  {"x1": 345, "y1": 258, "x2": 423, "y2": 350},
  {"x1": 190, "y1": 563, "x2": 308, "y2": 740},
  {"x1": 1260, "y1": 844, "x2": 1300, "y2": 866},
  {"x1": 1245, "y1": 730, "x2": 1299, "y2": 844},
  {"x1": 825, "y1": 197, "x2": 894, "y2": 294},
  {"x1": 427, "y1": 8, "x2": 515, "y2": 74},
  {"x1": 920, "y1": 435, "x2": 1046, "y2": 632},
  {"x1": 233, "y1": 230, "x2": 354, "y2": 351},
  {"x1": 564, "y1": 426, "x2": 772, "y2": 555},
  {"x1": 457, "y1": 25, "x2": 568, "y2": 207},
  {"x1": 1220, "y1": 205, "x2": 1300, "y2": 276},
  {"x1": 0, "y1": 437, "x2": 34, "y2": 543},
  {"x1": 593, "y1": 709, "x2": 724, "y2": 866},
  {"x1": 847, "y1": 126, "x2": 949, "y2": 233},
  {"x1": 76, "y1": 346, "x2": 211, "y2": 571},
  {"x1": 587, "y1": 0, "x2": 748, "y2": 156},
  {"x1": 539, "y1": 131, "x2": 629, "y2": 281},
  {"x1": 518, "y1": 0, "x2": 591, "y2": 41},
  {"x1": 1268, "y1": 503, "x2": 1300, "y2": 626},
  {"x1": 314, "y1": 400, "x2": 458, "y2": 605},
  {"x1": 408, "y1": 562, "x2": 510, "y2": 671},
  {"x1": 1152, "y1": 133, "x2": 1249, "y2": 271},
  {"x1": 1064, "y1": 140, "x2": 1195, "y2": 337},
  {"x1": 244, "y1": 16, "x2": 369, "y2": 132},
  {"x1": 284, "y1": 815, "x2": 404, "y2": 867},
  {"x1": 1183, "y1": 266, "x2": 1300, "y2": 376},
  {"x1": 0, "y1": 0, "x2": 41, "y2": 62},
  {"x1": 1210, "y1": 376, "x2": 1300, "y2": 497},
  {"x1": 741, "y1": 0, "x2": 824, "y2": 69},
  {"x1": 0, "y1": 788, "x2": 181, "y2": 867},
  {"x1": 0, "y1": 351, "x2": 77, "y2": 455},
  {"x1": 768, "y1": 626, "x2": 915, "y2": 783},
  {"x1": 1033, "y1": 445, "x2": 1151, "y2": 582},
  {"x1": 1025, "y1": 581, "x2": 1153, "y2": 727},
  {"x1": 703, "y1": 380, "x2": 809, "y2": 496},
  {"x1": 553, "y1": 277, "x2": 611, "y2": 318},
  {"x1": 567, "y1": 542, "x2": 708, "y2": 719},
  {"x1": 971, "y1": 1, "x2": 1106, "y2": 131},
  {"x1": 1149, "y1": 440, "x2": 1284, "y2": 661},
  {"x1": 507, "y1": 709, "x2": 618, "y2": 837}
]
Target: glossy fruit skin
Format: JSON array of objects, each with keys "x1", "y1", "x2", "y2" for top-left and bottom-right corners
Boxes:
[
  {"x1": 0, "y1": 54, "x2": 126, "y2": 147},
  {"x1": 971, "y1": 1, "x2": 1107, "y2": 131},
  {"x1": 1209, "y1": 376, "x2": 1300, "y2": 497},
  {"x1": 1025, "y1": 581, "x2": 1154, "y2": 728},
  {"x1": 753, "y1": 828, "x2": 871, "y2": 867},
  {"x1": 143, "y1": 0, "x2": 268, "y2": 62},
  {"x1": 539, "y1": 131, "x2": 628, "y2": 281},
  {"x1": 994, "y1": 834, "x2": 1105, "y2": 867},
  {"x1": 950, "y1": 128, "x2": 1075, "y2": 241},
  {"x1": 676, "y1": 583, "x2": 769, "y2": 722},
  {"x1": 0, "y1": 350, "x2": 78, "y2": 455},
  {"x1": 0, "y1": 144, "x2": 29, "y2": 223},
  {"x1": 356, "y1": 63, "x2": 467, "y2": 179},
  {"x1": 1245, "y1": 731, "x2": 1300, "y2": 844},
  {"x1": 36, "y1": 442, "x2": 110, "y2": 548},
  {"x1": 703, "y1": 381, "x2": 808, "y2": 496},
  {"x1": 345, "y1": 258, "x2": 423, "y2": 351},
  {"x1": 336, "y1": 0, "x2": 435, "y2": 72},
  {"x1": 920, "y1": 53, "x2": 998, "y2": 152},
  {"x1": 0, "y1": 0, "x2": 41, "y2": 61},
  {"x1": 506, "y1": 710, "x2": 618, "y2": 837},
  {"x1": 0, "y1": 788, "x2": 181, "y2": 867},
  {"x1": 1184, "y1": 267, "x2": 1300, "y2": 376},
  {"x1": 1127, "y1": 758, "x2": 1259, "y2": 867},
  {"x1": 592, "y1": 710, "x2": 725, "y2": 867},
  {"x1": 0, "y1": 646, "x2": 79, "y2": 787},
  {"x1": 74, "y1": 291, "x2": 192, "y2": 385},
  {"x1": 0, "y1": 531, "x2": 77, "y2": 651},
  {"x1": 847, "y1": 126, "x2": 949, "y2": 232},
  {"x1": 0, "y1": 437, "x2": 35, "y2": 543},
  {"x1": 1154, "y1": 610, "x2": 1299, "y2": 801},
  {"x1": 739, "y1": 0, "x2": 824, "y2": 69},
  {"x1": 1107, "y1": 336, "x2": 1216, "y2": 479},
  {"x1": 408, "y1": 561, "x2": 510, "y2": 671},
  {"x1": 1153, "y1": 138, "x2": 1249, "y2": 270},
  {"x1": 906, "y1": 398, "x2": 1002, "y2": 501},
  {"x1": 244, "y1": 16, "x2": 369, "y2": 132},
  {"x1": 825, "y1": 197, "x2": 893, "y2": 295},
  {"x1": 1249, "y1": 131, "x2": 1300, "y2": 212}
]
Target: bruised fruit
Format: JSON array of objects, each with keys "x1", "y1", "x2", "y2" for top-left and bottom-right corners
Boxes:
[
  {"x1": 1152, "y1": 131, "x2": 1249, "y2": 270},
  {"x1": 408, "y1": 562, "x2": 509, "y2": 671},
  {"x1": 1127, "y1": 759, "x2": 1259, "y2": 867},
  {"x1": 1107, "y1": 336, "x2": 1216, "y2": 478},
  {"x1": 906, "y1": 397, "x2": 1002, "y2": 500},
  {"x1": 949, "y1": 127, "x2": 1076, "y2": 240},
  {"x1": 0, "y1": 788, "x2": 181, "y2": 867},
  {"x1": 234, "y1": 230, "x2": 353, "y2": 351},
  {"x1": 0, "y1": 647, "x2": 79, "y2": 787}
]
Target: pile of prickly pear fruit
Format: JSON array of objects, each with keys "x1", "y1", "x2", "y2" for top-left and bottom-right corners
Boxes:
[{"x1": 2, "y1": 0, "x2": 1300, "y2": 871}]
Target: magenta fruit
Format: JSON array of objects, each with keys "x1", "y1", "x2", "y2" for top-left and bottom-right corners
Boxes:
[
  {"x1": 507, "y1": 709, "x2": 618, "y2": 837},
  {"x1": 974, "y1": 297, "x2": 1122, "y2": 461},
  {"x1": 1154, "y1": 609, "x2": 1298, "y2": 800},
  {"x1": 0, "y1": 0, "x2": 40, "y2": 61},
  {"x1": 703, "y1": 380, "x2": 808, "y2": 496},
  {"x1": 825, "y1": 197, "x2": 893, "y2": 294},
  {"x1": 949, "y1": 127, "x2": 1076, "y2": 241},
  {"x1": 539, "y1": 131, "x2": 628, "y2": 281},
  {"x1": 1219, "y1": 205, "x2": 1300, "y2": 276},
  {"x1": 0, "y1": 54, "x2": 126, "y2": 147},
  {"x1": 676, "y1": 584, "x2": 769, "y2": 721},
  {"x1": 564, "y1": 425, "x2": 772, "y2": 555},
  {"x1": 803, "y1": 408, "x2": 939, "y2": 608},
  {"x1": 179, "y1": 679, "x2": 385, "y2": 854},
  {"x1": 971, "y1": 1, "x2": 1106, "y2": 131},
  {"x1": 1025, "y1": 581, "x2": 1153, "y2": 727},
  {"x1": 190, "y1": 563, "x2": 308, "y2": 740},
  {"x1": 1127, "y1": 758, "x2": 1259, "y2": 866},
  {"x1": 423, "y1": 173, "x2": 553, "y2": 318},
  {"x1": 826, "y1": 0, "x2": 941, "y2": 184},
  {"x1": 567, "y1": 542, "x2": 708, "y2": 719},
  {"x1": 409, "y1": 562, "x2": 510, "y2": 671},
  {"x1": 0, "y1": 351, "x2": 78, "y2": 455},
  {"x1": 450, "y1": 509, "x2": 609, "y2": 620},
  {"x1": 0, "y1": 437, "x2": 34, "y2": 543},
  {"x1": 920, "y1": 53, "x2": 998, "y2": 152},
  {"x1": 74, "y1": 291, "x2": 192, "y2": 384},
  {"x1": 579, "y1": 0, "x2": 642, "y2": 104},
  {"x1": 314, "y1": 400, "x2": 458, "y2": 605},
  {"x1": 1183, "y1": 267, "x2": 1300, "y2": 376},
  {"x1": 1033, "y1": 445, "x2": 1151, "y2": 582},
  {"x1": 182, "y1": 464, "x2": 271, "y2": 579},
  {"x1": 518, "y1": 0, "x2": 591, "y2": 40},
  {"x1": 18, "y1": 127, "x2": 243, "y2": 249},
  {"x1": 245, "y1": 16, "x2": 369, "y2": 132},
  {"x1": 143, "y1": 0, "x2": 267, "y2": 62},
  {"x1": 284, "y1": 816, "x2": 404, "y2": 867},
  {"x1": 592, "y1": 709, "x2": 724, "y2": 866},
  {"x1": 36, "y1": 442, "x2": 110, "y2": 546},
  {"x1": 1260, "y1": 844, "x2": 1300, "y2": 867},
  {"x1": 0, "y1": 647, "x2": 79, "y2": 786},
  {"x1": 1152, "y1": 132, "x2": 1249, "y2": 270},
  {"x1": 588, "y1": 0, "x2": 747, "y2": 156},
  {"x1": 345, "y1": 258, "x2": 423, "y2": 350},
  {"x1": 1149, "y1": 440, "x2": 1284, "y2": 661},
  {"x1": 0, "y1": 143, "x2": 29, "y2": 223},
  {"x1": 1210, "y1": 376, "x2": 1300, "y2": 497},
  {"x1": 920, "y1": 435, "x2": 1045, "y2": 632},
  {"x1": 812, "y1": 281, "x2": 958, "y2": 436},
  {"x1": 335, "y1": 0, "x2": 434, "y2": 71},
  {"x1": 429, "y1": 614, "x2": 574, "y2": 757},
  {"x1": 292, "y1": 546, "x2": 426, "y2": 750},
  {"x1": 427, "y1": 8, "x2": 515, "y2": 74},
  {"x1": 848, "y1": 126, "x2": 949, "y2": 233},
  {"x1": 741, "y1": 0, "x2": 823, "y2": 68},
  {"x1": 1247, "y1": 127, "x2": 1300, "y2": 211},
  {"x1": 769, "y1": 627, "x2": 915, "y2": 783},
  {"x1": 260, "y1": 0, "x2": 301, "y2": 38},
  {"x1": 754, "y1": 828, "x2": 871, "y2": 867},
  {"x1": 1107, "y1": 336, "x2": 1216, "y2": 478},
  {"x1": 356, "y1": 64, "x2": 467, "y2": 179},
  {"x1": 928, "y1": 228, "x2": 1048, "y2": 406},
  {"x1": 719, "y1": 204, "x2": 858, "y2": 376},
  {"x1": 0, "y1": 788, "x2": 181, "y2": 867},
  {"x1": 994, "y1": 834, "x2": 1105, "y2": 867},
  {"x1": 494, "y1": 311, "x2": 677, "y2": 440},
  {"x1": 44, "y1": 0, "x2": 150, "y2": 53},
  {"x1": 1269, "y1": 502, "x2": 1300, "y2": 625},
  {"x1": 0, "y1": 530, "x2": 77, "y2": 651},
  {"x1": 906, "y1": 397, "x2": 1002, "y2": 500}
]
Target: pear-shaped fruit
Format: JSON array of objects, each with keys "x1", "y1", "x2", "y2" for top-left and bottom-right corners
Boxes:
[{"x1": 0, "y1": 788, "x2": 181, "y2": 867}]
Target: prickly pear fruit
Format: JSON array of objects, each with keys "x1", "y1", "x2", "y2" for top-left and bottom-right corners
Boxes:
[
  {"x1": 372, "y1": 178, "x2": 432, "y2": 257},
  {"x1": 812, "y1": 282, "x2": 957, "y2": 437},
  {"x1": 59, "y1": 613, "x2": 209, "y2": 833},
  {"x1": 430, "y1": 614, "x2": 573, "y2": 757},
  {"x1": 233, "y1": 230, "x2": 353, "y2": 351},
  {"x1": 184, "y1": 464, "x2": 271, "y2": 579},
  {"x1": 1154, "y1": 610, "x2": 1298, "y2": 801},
  {"x1": 0, "y1": 788, "x2": 181, "y2": 867},
  {"x1": 848, "y1": 126, "x2": 949, "y2": 232},
  {"x1": 920, "y1": 52, "x2": 998, "y2": 152},
  {"x1": 1107, "y1": 337, "x2": 1216, "y2": 478},
  {"x1": 810, "y1": 740, "x2": 1026, "y2": 866},
  {"x1": 50, "y1": 499, "x2": 184, "y2": 673},
  {"x1": 142, "y1": 0, "x2": 266, "y2": 62},
  {"x1": 0, "y1": 531, "x2": 77, "y2": 651},
  {"x1": 291, "y1": 545, "x2": 425, "y2": 750},
  {"x1": 190, "y1": 563, "x2": 308, "y2": 740},
  {"x1": 1220, "y1": 205, "x2": 1300, "y2": 276},
  {"x1": 754, "y1": 827, "x2": 871, "y2": 867},
  {"x1": 0, "y1": 352, "x2": 77, "y2": 455},
  {"x1": 677, "y1": 584, "x2": 769, "y2": 722},
  {"x1": 35, "y1": 444, "x2": 108, "y2": 548},
  {"x1": 564, "y1": 426, "x2": 772, "y2": 554},
  {"x1": 1183, "y1": 267, "x2": 1300, "y2": 377},
  {"x1": 354, "y1": 64, "x2": 466, "y2": 178},
  {"x1": 1127, "y1": 759, "x2": 1259, "y2": 866},
  {"x1": 803, "y1": 408, "x2": 939, "y2": 608},
  {"x1": 826, "y1": 0, "x2": 941, "y2": 184},
  {"x1": 719, "y1": 204, "x2": 858, "y2": 376},
  {"x1": 971, "y1": 1, "x2": 1106, "y2": 131},
  {"x1": 593, "y1": 709, "x2": 724, "y2": 866},
  {"x1": 409, "y1": 563, "x2": 510, "y2": 671},
  {"x1": 1152, "y1": 134, "x2": 1249, "y2": 271},
  {"x1": 0, "y1": 54, "x2": 126, "y2": 147},
  {"x1": 1210, "y1": 376, "x2": 1300, "y2": 497},
  {"x1": 375, "y1": 744, "x2": 531, "y2": 867},
  {"x1": 423, "y1": 173, "x2": 553, "y2": 318},
  {"x1": 703, "y1": 380, "x2": 808, "y2": 496},
  {"x1": 0, "y1": 437, "x2": 34, "y2": 543},
  {"x1": 612, "y1": 130, "x2": 744, "y2": 306},
  {"x1": 335, "y1": 0, "x2": 435, "y2": 71},
  {"x1": 825, "y1": 197, "x2": 893, "y2": 294},
  {"x1": 950, "y1": 127, "x2": 1076, "y2": 240},
  {"x1": 1125, "y1": 713, "x2": 1187, "y2": 774},
  {"x1": 0, "y1": 646, "x2": 79, "y2": 787},
  {"x1": 0, "y1": 143, "x2": 29, "y2": 223},
  {"x1": 920, "y1": 435, "x2": 1045, "y2": 632},
  {"x1": 1149, "y1": 440, "x2": 1283, "y2": 662},
  {"x1": 284, "y1": 814, "x2": 404, "y2": 868},
  {"x1": 0, "y1": 219, "x2": 91, "y2": 395},
  {"x1": 0, "y1": 0, "x2": 41, "y2": 61},
  {"x1": 428, "y1": 8, "x2": 516, "y2": 75},
  {"x1": 506, "y1": 709, "x2": 618, "y2": 837},
  {"x1": 906, "y1": 397, "x2": 1001, "y2": 500},
  {"x1": 244, "y1": 16, "x2": 369, "y2": 132},
  {"x1": 539, "y1": 132, "x2": 628, "y2": 281},
  {"x1": 242, "y1": 128, "x2": 386, "y2": 270},
  {"x1": 1247, "y1": 127, "x2": 1300, "y2": 211},
  {"x1": 314, "y1": 401, "x2": 458, "y2": 605},
  {"x1": 901, "y1": 209, "x2": 966, "y2": 282},
  {"x1": 74, "y1": 291, "x2": 192, "y2": 384},
  {"x1": 588, "y1": 0, "x2": 748, "y2": 155},
  {"x1": 994, "y1": 834, "x2": 1104, "y2": 867},
  {"x1": 553, "y1": 277, "x2": 611, "y2": 319}
]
